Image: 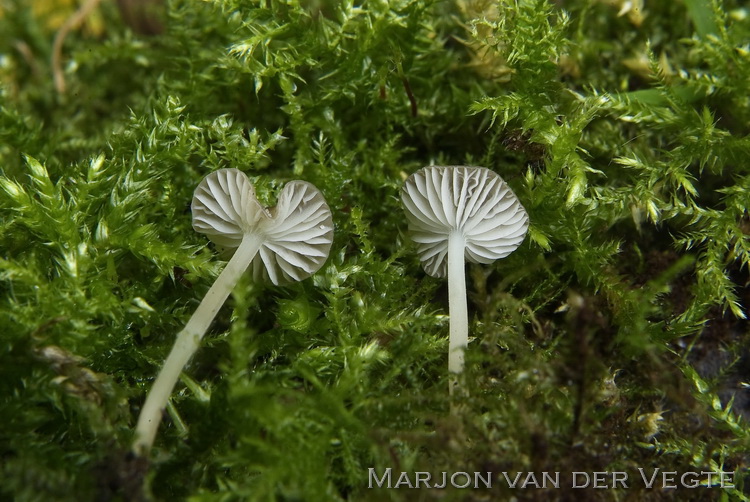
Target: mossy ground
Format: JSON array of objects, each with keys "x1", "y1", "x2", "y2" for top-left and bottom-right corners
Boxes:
[{"x1": 1, "y1": 0, "x2": 750, "y2": 500}]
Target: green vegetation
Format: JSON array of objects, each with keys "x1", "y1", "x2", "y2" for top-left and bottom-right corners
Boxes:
[{"x1": 1, "y1": 0, "x2": 750, "y2": 500}]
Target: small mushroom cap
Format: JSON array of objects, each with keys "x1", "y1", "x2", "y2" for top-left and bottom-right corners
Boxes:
[
  {"x1": 401, "y1": 165, "x2": 528, "y2": 278},
  {"x1": 192, "y1": 168, "x2": 334, "y2": 285}
]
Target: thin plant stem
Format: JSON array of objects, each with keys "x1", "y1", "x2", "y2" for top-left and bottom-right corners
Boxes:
[
  {"x1": 133, "y1": 234, "x2": 262, "y2": 455},
  {"x1": 52, "y1": 0, "x2": 103, "y2": 95}
]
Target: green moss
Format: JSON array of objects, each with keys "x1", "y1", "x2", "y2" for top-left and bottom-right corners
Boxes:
[{"x1": 2, "y1": 0, "x2": 750, "y2": 500}]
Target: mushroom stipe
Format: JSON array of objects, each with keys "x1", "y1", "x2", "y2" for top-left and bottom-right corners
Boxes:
[
  {"x1": 401, "y1": 166, "x2": 528, "y2": 395},
  {"x1": 133, "y1": 169, "x2": 333, "y2": 456}
]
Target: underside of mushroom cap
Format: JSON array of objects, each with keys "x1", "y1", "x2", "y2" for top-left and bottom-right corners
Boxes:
[
  {"x1": 258, "y1": 180, "x2": 333, "y2": 284},
  {"x1": 192, "y1": 168, "x2": 268, "y2": 249},
  {"x1": 192, "y1": 169, "x2": 334, "y2": 285},
  {"x1": 401, "y1": 165, "x2": 528, "y2": 278}
]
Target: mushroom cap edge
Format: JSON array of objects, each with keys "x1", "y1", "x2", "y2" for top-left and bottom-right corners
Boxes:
[
  {"x1": 191, "y1": 168, "x2": 334, "y2": 285},
  {"x1": 400, "y1": 165, "x2": 528, "y2": 278}
]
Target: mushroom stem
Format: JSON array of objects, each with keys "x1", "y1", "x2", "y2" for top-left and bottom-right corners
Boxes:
[
  {"x1": 447, "y1": 230, "x2": 468, "y2": 393},
  {"x1": 133, "y1": 233, "x2": 263, "y2": 455}
]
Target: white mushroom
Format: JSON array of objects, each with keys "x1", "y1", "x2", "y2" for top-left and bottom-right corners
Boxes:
[
  {"x1": 133, "y1": 168, "x2": 333, "y2": 455},
  {"x1": 401, "y1": 166, "x2": 528, "y2": 392}
]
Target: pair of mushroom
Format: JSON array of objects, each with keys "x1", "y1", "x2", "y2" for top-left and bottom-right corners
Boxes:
[{"x1": 133, "y1": 165, "x2": 528, "y2": 455}]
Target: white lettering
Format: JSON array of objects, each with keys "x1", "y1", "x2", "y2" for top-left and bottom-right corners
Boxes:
[
  {"x1": 368, "y1": 468, "x2": 391, "y2": 488},
  {"x1": 369, "y1": 468, "x2": 737, "y2": 490},
  {"x1": 542, "y1": 472, "x2": 560, "y2": 488},
  {"x1": 722, "y1": 472, "x2": 735, "y2": 488},
  {"x1": 521, "y1": 472, "x2": 540, "y2": 489},
  {"x1": 475, "y1": 472, "x2": 492, "y2": 488},
  {"x1": 394, "y1": 472, "x2": 413, "y2": 488},
  {"x1": 612, "y1": 471, "x2": 629, "y2": 488},
  {"x1": 502, "y1": 472, "x2": 523, "y2": 488},
  {"x1": 638, "y1": 468, "x2": 659, "y2": 488},
  {"x1": 661, "y1": 471, "x2": 677, "y2": 489},
  {"x1": 414, "y1": 472, "x2": 431, "y2": 488},
  {"x1": 592, "y1": 472, "x2": 609, "y2": 488},
  {"x1": 434, "y1": 471, "x2": 447, "y2": 489},
  {"x1": 681, "y1": 472, "x2": 700, "y2": 488},
  {"x1": 451, "y1": 472, "x2": 471, "y2": 488},
  {"x1": 572, "y1": 472, "x2": 590, "y2": 488}
]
